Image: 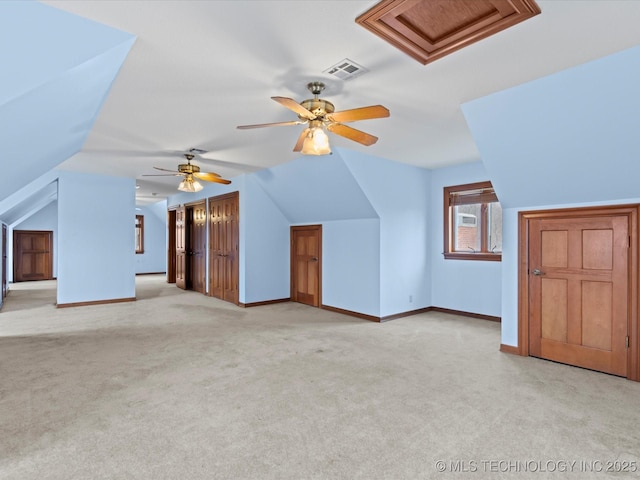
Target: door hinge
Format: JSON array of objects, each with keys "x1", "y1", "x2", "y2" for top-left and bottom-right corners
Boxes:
[{"x1": 626, "y1": 336, "x2": 630, "y2": 348}]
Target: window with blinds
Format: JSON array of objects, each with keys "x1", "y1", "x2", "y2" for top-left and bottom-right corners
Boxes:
[{"x1": 443, "y1": 181, "x2": 502, "y2": 261}]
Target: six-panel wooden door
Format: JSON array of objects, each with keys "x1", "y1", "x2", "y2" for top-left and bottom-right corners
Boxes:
[
  {"x1": 291, "y1": 225, "x2": 321, "y2": 307},
  {"x1": 528, "y1": 215, "x2": 629, "y2": 377},
  {"x1": 209, "y1": 192, "x2": 239, "y2": 304}
]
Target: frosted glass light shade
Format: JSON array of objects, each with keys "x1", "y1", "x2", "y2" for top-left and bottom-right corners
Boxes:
[
  {"x1": 178, "y1": 175, "x2": 203, "y2": 192},
  {"x1": 301, "y1": 127, "x2": 331, "y2": 155}
]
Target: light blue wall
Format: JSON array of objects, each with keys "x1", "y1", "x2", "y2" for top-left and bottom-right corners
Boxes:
[
  {"x1": 462, "y1": 44, "x2": 640, "y2": 209},
  {"x1": 250, "y1": 151, "x2": 382, "y2": 311},
  {"x1": 57, "y1": 171, "x2": 135, "y2": 304},
  {"x1": 135, "y1": 200, "x2": 167, "y2": 274},
  {"x1": 342, "y1": 151, "x2": 432, "y2": 317},
  {"x1": 252, "y1": 153, "x2": 378, "y2": 222},
  {"x1": 323, "y1": 219, "x2": 380, "y2": 317},
  {"x1": 243, "y1": 175, "x2": 290, "y2": 303},
  {"x1": 13, "y1": 200, "x2": 59, "y2": 279},
  {"x1": 430, "y1": 162, "x2": 502, "y2": 317},
  {"x1": 254, "y1": 149, "x2": 429, "y2": 317},
  {"x1": 462, "y1": 44, "x2": 640, "y2": 344}
]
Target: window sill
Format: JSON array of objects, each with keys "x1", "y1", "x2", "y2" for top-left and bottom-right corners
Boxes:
[{"x1": 443, "y1": 252, "x2": 502, "y2": 262}]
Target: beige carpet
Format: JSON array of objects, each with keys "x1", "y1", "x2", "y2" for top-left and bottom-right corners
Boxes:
[{"x1": 1, "y1": 275, "x2": 639, "y2": 479}]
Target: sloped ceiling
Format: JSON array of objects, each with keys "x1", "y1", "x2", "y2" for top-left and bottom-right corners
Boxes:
[
  {"x1": 0, "y1": 181, "x2": 57, "y2": 227},
  {"x1": 252, "y1": 150, "x2": 378, "y2": 223},
  {"x1": 4, "y1": 1, "x2": 640, "y2": 212},
  {"x1": 0, "y1": 1, "x2": 135, "y2": 201},
  {"x1": 462, "y1": 43, "x2": 640, "y2": 209},
  {"x1": 30, "y1": 0, "x2": 640, "y2": 205}
]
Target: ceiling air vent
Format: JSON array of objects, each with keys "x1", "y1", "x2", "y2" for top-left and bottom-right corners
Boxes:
[{"x1": 323, "y1": 58, "x2": 368, "y2": 81}]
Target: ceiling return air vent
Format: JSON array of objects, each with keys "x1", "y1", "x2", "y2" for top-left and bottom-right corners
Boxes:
[{"x1": 323, "y1": 58, "x2": 369, "y2": 81}]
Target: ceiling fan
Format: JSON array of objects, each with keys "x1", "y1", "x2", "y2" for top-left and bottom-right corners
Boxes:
[
  {"x1": 142, "y1": 153, "x2": 231, "y2": 192},
  {"x1": 237, "y1": 81, "x2": 390, "y2": 155}
]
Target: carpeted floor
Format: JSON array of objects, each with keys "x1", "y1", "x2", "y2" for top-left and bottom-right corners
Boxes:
[{"x1": 1, "y1": 275, "x2": 639, "y2": 479}]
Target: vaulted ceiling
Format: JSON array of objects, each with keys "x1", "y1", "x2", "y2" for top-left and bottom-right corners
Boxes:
[{"x1": 4, "y1": 1, "x2": 640, "y2": 205}]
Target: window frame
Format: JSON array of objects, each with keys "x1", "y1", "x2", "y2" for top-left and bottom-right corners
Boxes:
[
  {"x1": 443, "y1": 181, "x2": 501, "y2": 262},
  {"x1": 135, "y1": 214, "x2": 144, "y2": 254}
]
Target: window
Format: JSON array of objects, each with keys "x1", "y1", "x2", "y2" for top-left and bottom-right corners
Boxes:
[
  {"x1": 135, "y1": 215, "x2": 144, "y2": 254},
  {"x1": 444, "y1": 181, "x2": 502, "y2": 261}
]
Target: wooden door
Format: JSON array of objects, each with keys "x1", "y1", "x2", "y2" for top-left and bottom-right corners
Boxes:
[
  {"x1": 187, "y1": 202, "x2": 207, "y2": 294},
  {"x1": 2, "y1": 224, "x2": 7, "y2": 299},
  {"x1": 13, "y1": 230, "x2": 53, "y2": 282},
  {"x1": 167, "y1": 209, "x2": 177, "y2": 283},
  {"x1": 209, "y1": 192, "x2": 239, "y2": 304},
  {"x1": 529, "y1": 215, "x2": 629, "y2": 377},
  {"x1": 291, "y1": 225, "x2": 321, "y2": 307},
  {"x1": 175, "y1": 206, "x2": 187, "y2": 289}
]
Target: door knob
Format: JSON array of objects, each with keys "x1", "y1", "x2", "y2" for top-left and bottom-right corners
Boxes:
[
  {"x1": 532, "y1": 268, "x2": 545, "y2": 276},
  {"x1": 310, "y1": 257, "x2": 318, "y2": 262}
]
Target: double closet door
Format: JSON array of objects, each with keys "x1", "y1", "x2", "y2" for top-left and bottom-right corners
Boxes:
[{"x1": 173, "y1": 192, "x2": 238, "y2": 305}]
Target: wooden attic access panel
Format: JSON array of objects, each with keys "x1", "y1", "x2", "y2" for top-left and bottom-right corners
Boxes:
[{"x1": 356, "y1": 0, "x2": 541, "y2": 65}]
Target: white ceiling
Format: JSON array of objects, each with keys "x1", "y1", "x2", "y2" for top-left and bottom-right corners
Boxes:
[{"x1": 43, "y1": 0, "x2": 640, "y2": 204}]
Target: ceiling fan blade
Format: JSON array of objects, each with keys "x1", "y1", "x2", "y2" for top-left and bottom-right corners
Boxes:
[
  {"x1": 194, "y1": 169, "x2": 221, "y2": 178},
  {"x1": 237, "y1": 120, "x2": 305, "y2": 129},
  {"x1": 326, "y1": 105, "x2": 390, "y2": 123},
  {"x1": 193, "y1": 172, "x2": 232, "y2": 184},
  {"x1": 293, "y1": 128, "x2": 310, "y2": 152},
  {"x1": 271, "y1": 96, "x2": 316, "y2": 120},
  {"x1": 327, "y1": 123, "x2": 379, "y2": 146},
  {"x1": 142, "y1": 174, "x2": 183, "y2": 177},
  {"x1": 153, "y1": 166, "x2": 181, "y2": 173}
]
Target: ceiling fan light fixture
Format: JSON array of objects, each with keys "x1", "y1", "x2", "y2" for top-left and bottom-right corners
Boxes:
[
  {"x1": 301, "y1": 127, "x2": 331, "y2": 155},
  {"x1": 178, "y1": 175, "x2": 203, "y2": 193}
]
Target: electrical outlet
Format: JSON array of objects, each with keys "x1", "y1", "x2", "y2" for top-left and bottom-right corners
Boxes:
[{"x1": 409, "y1": 295, "x2": 413, "y2": 303}]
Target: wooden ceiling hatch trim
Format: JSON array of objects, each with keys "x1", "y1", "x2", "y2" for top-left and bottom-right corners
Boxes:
[{"x1": 356, "y1": 0, "x2": 541, "y2": 65}]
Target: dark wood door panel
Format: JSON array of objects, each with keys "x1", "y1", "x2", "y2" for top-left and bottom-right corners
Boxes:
[
  {"x1": 291, "y1": 225, "x2": 321, "y2": 307},
  {"x1": 13, "y1": 230, "x2": 53, "y2": 282},
  {"x1": 167, "y1": 210, "x2": 177, "y2": 284},
  {"x1": 188, "y1": 202, "x2": 207, "y2": 294},
  {"x1": 209, "y1": 192, "x2": 239, "y2": 305}
]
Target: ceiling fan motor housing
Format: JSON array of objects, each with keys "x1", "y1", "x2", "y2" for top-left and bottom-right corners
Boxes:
[
  {"x1": 178, "y1": 163, "x2": 200, "y2": 174},
  {"x1": 299, "y1": 99, "x2": 335, "y2": 120}
]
